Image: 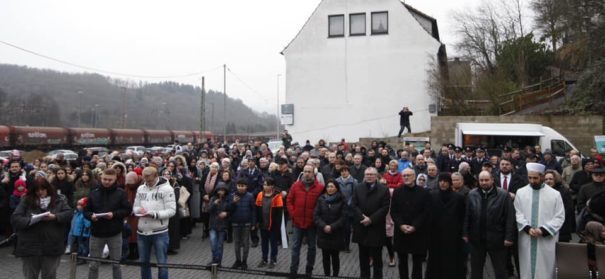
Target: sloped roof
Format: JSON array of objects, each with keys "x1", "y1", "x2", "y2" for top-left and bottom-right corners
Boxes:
[
  {"x1": 402, "y1": 3, "x2": 440, "y2": 41},
  {"x1": 281, "y1": 1, "x2": 441, "y2": 54}
]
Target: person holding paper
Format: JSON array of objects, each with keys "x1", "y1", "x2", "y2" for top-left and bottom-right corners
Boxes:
[
  {"x1": 11, "y1": 177, "x2": 73, "y2": 279},
  {"x1": 84, "y1": 168, "x2": 132, "y2": 279}
]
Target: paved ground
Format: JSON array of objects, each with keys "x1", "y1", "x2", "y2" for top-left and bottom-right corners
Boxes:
[{"x1": 0, "y1": 224, "x2": 500, "y2": 279}]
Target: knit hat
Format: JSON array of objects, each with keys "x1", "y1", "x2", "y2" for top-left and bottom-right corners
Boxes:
[
  {"x1": 13, "y1": 179, "x2": 28, "y2": 197},
  {"x1": 134, "y1": 167, "x2": 143, "y2": 176},
  {"x1": 77, "y1": 197, "x2": 88, "y2": 207}
]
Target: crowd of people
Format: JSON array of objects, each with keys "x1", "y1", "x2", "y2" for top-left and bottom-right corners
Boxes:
[{"x1": 0, "y1": 133, "x2": 604, "y2": 279}]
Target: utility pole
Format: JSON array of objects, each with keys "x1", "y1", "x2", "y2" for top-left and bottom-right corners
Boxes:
[
  {"x1": 77, "y1": 90, "x2": 83, "y2": 127},
  {"x1": 276, "y1": 74, "x2": 281, "y2": 140},
  {"x1": 201, "y1": 76, "x2": 206, "y2": 138},
  {"x1": 121, "y1": 86, "x2": 127, "y2": 128},
  {"x1": 223, "y1": 64, "x2": 227, "y2": 144}
]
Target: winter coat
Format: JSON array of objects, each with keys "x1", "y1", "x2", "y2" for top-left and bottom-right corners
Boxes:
[
  {"x1": 287, "y1": 179, "x2": 324, "y2": 229},
  {"x1": 11, "y1": 194, "x2": 73, "y2": 257},
  {"x1": 425, "y1": 189, "x2": 466, "y2": 279},
  {"x1": 314, "y1": 192, "x2": 347, "y2": 250},
  {"x1": 383, "y1": 171, "x2": 403, "y2": 188},
  {"x1": 464, "y1": 187, "x2": 515, "y2": 250},
  {"x1": 132, "y1": 177, "x2": 176, "y2": 236},
  {"x1": 390, "y1": 184, "x2": 431, "y2": 254},
  {"x1": 351, "y1": 182, "x2": 390, "y2": 247},
  {"x1": 209, "y1": 193, "x2": 230, "y2": 231},
  {"x1": 552, "y1": 183, "x2": 575, "y2": 242},
  {"x1": 228, "y1": 191, "x2": 256, "y2": 225},
  {"x1": 237, "y1": 167, "x2": 264, "y2": 194},
  {"x1": 84, "y1": 183, "x2": 132, "y2": 238},
  {"x1": 335, "y1": 175, "x2": 357, "y2": 207},
  {"x1": 52, "y1": 179, "x2": 75, "y2": 207},
  {"x1": 271, "y1": 171, "x2": 294, "y2": 193},
  {"x1": 70, "y1": 210, "x2": 91, "y2": 238},
  {"x1": 255, "y1": 191, "x2": 283, "y2": 232}
]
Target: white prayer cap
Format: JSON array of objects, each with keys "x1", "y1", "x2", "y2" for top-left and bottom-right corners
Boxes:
[{"x1": 526, "y1": 162, "x2": 546, "y2": 174}]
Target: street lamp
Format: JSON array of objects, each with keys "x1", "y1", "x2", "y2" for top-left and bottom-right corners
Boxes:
[{"x1": 276, "y1": 74, "x2": 281, "y2": 141}]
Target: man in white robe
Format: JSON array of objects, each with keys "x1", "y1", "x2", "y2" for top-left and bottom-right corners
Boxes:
[{"x1": 514, "y1": 163, "x2": 565, "y2": 279}]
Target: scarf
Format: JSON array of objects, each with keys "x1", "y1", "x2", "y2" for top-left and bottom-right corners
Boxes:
[
  {"x1": 39, "y1": 196, "x2": 51, "y2": 210},
  {"x1": 204, "y1": 172, "x2": 218, "y2": 195}
]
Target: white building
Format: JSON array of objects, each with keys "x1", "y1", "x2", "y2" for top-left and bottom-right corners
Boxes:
[{"x1": 282, "y1": 0, "x2": 446, "y2": 143}]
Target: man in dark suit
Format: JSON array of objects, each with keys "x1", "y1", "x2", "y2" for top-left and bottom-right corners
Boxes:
[{"x1": 351, "y1": 167, "x2": 390, "y2": 279}]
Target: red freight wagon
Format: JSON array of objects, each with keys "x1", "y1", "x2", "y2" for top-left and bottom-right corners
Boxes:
[
  {"x1": 111, "y1": 129, "x2": 145, "y2": 146},
  {"x1": 0, "y1": 126, "x2": 11, "y2": 148},
  {"x1": 193, "y1": 131, "x2": 214, "y2": 144},
  {"x1": 13, "y1": 126, "x2": 69, "y2": 147},
  {"x1": 144, "y1": 130, "x2": 173, "y2": 145},
  {"x1": 172, "y1": 130, "x2": 194, "y2": 144},
  {"x1": 69, "y1": 128, "x2": 112, "y2": 146}
]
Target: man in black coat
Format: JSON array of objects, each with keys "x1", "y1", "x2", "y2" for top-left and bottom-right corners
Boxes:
[
  {"x1": 84, "y1": 168, "x2": 132, "y2": 279},
  {"x1": 464, "y1": 171, "x2": 515, "y2": 279},
  {"x1": 397, "y1": 106, "x2": 413, "y2": 137},
  {"x1": 425, "y1": 173, "x2": 466, "y2": 279},
  {"x1": 351, "y1": 167, "x2": 390, "y2": 279},
  {"x1": 390, "y1": 168, "x2": 431, "y2": 279}
]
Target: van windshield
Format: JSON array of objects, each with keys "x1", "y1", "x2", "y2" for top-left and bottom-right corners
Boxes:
[{"x1": 462, "y1": 134, "x2": 540, "y2": 155}]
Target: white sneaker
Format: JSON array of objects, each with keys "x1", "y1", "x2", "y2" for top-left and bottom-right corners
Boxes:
[{"x1": 64, "y1": 246, "x2": 71, "y2": 254}]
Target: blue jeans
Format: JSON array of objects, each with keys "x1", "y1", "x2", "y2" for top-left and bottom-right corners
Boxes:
[
  {"x1": 137, "y1": 232, "x2": 169, "y2": 279},
  {"x1": 260, "y1": 228, "x2": 279, "y2": 262},
  {"x1": 290, "y1": 227, "x2": 317, "y2": 274},
  {"x1": 209, "y1": 229, "x2": 226, "y2": 263},
  {"x1": 77, "y1": 236, "x2": 89, "y2": 257}
]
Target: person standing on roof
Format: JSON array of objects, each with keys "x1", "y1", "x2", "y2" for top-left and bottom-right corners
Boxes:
[{"x1": 397, "y1": 106, "x2": 413, "y2": 138}]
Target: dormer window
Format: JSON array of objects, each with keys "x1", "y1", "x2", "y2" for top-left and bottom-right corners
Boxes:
[
  {"x1": 328, "y1": 15, "x2": 345, "y2": 38},
  {"x1": 371, "y1": 11, "x2": 388, "y2": 35}
]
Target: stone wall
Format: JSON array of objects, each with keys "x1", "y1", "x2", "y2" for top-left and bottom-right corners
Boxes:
[{"x1": 430, "y1": 115, "x2": 604, "y2": 154}]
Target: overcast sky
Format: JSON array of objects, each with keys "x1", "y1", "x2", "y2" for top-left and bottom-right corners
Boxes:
[{"x1": 1, "y1": 0, "x2": 504, "y2": 114}]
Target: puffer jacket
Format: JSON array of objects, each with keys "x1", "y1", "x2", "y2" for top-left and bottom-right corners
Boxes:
[
  {"x1": 209, "y1": 185, "x2": 231, "y2": 231},
  {"x1": 133, "y1": 177, "x2": 176, "y2": 236},
  {"x1": 256, "y1": 191, "x2": 283, "y2": 231},
  {"x1": 287, "y1": 179, "x2": 324, "y2": 229},
  {"x1": 71, "y1": 209, "x2": 91, "y2": 237},
  {"x1": 228, "y1": 191, "x2": 256, "y2": 225},
  {"x1": 464, "y1": 187, "x2": 515, "y2": 249},
  {"x1": 11, "y1": 194, "x2": 73, "y2": 257},
  {"x1": 84, "y1": 183, "x2": 132, "y2": 237}
]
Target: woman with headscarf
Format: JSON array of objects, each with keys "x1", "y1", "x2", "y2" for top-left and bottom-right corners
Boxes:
[
  {"x1": 425, "y1": 173, "x2": 466, "y2": 279},
  {"x1": 11, "y1": 178, "x2": 72, "y2": 279},
  {"x1": 416, "y1": 173, "x2": 428, "y2": 189}
]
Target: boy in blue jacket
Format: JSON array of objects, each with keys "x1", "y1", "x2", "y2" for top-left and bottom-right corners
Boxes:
[
  {"x1": 70, "y1": 197, "x2": 91, "y2": 265},
  {"x1": 228, "y1": 179, "x2": 256, "y2": 270}
]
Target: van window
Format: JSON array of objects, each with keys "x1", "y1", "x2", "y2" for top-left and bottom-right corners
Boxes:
[{"x1": 551, "y1": 140, "x2": 572, "y2": 157}]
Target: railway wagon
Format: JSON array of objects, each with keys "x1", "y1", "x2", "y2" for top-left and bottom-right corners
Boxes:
[
  {"x1": 12, "y1": 126, "x2": 70, "y2": 148},
  {"x1": 69, "y1": 128, "x2": 112, "y2": 146},
  {"x1": 111, "y1": 129, "x2": 145, "y2": 146}
]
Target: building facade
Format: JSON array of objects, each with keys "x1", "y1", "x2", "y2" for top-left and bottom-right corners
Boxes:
[{"x1": 282, "y1": 0, "x2": 445, "y2": 143}]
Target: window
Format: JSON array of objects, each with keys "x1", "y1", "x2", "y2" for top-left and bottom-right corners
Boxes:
[
  {"x1": 371, "y1": 11, "x2": 388, "y2": 35},
  {"x1": 349, "y1": 13, "x2": 366, "y2": 36},
  {"x1": 551, "y1": 140, "x2": 573, "y2": 157},
  {"x1": 328, "y1": 15, "x2": 345, "y2": 37}
]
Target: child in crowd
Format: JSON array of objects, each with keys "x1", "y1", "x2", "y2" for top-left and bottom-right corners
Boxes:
[
  {"x1": 255, "y1": 177, "x2": 283, "y2": 269},
  {"x1": 208, "y1": 184, "x2": 230, "y2": 266},
  {"x1": 70, "y1": 197, "x2": 91, "y2": 265},
  {"x1": 9, "y1": 179, "x2": 27, "y2": 210},
  {"x1": 228, "y1": 179, "x2": 256, "y2": 270}
]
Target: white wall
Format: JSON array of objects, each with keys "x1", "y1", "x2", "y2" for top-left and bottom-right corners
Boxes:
[{"x1": 283, "y1": 0, "x2": 442, "y2": 143}]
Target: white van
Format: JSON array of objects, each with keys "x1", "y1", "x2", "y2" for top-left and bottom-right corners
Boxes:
[{"x1": 455, "y1": 123, "x2": 579, "y2": 158}]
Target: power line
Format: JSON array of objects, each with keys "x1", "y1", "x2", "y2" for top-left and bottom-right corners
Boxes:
[
  {"x1": 226, "y1": 67, "x2": 269, "y2": 103},
  {"x1": 0, "y1": 40, "x2": 222, "y2": 79}
]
